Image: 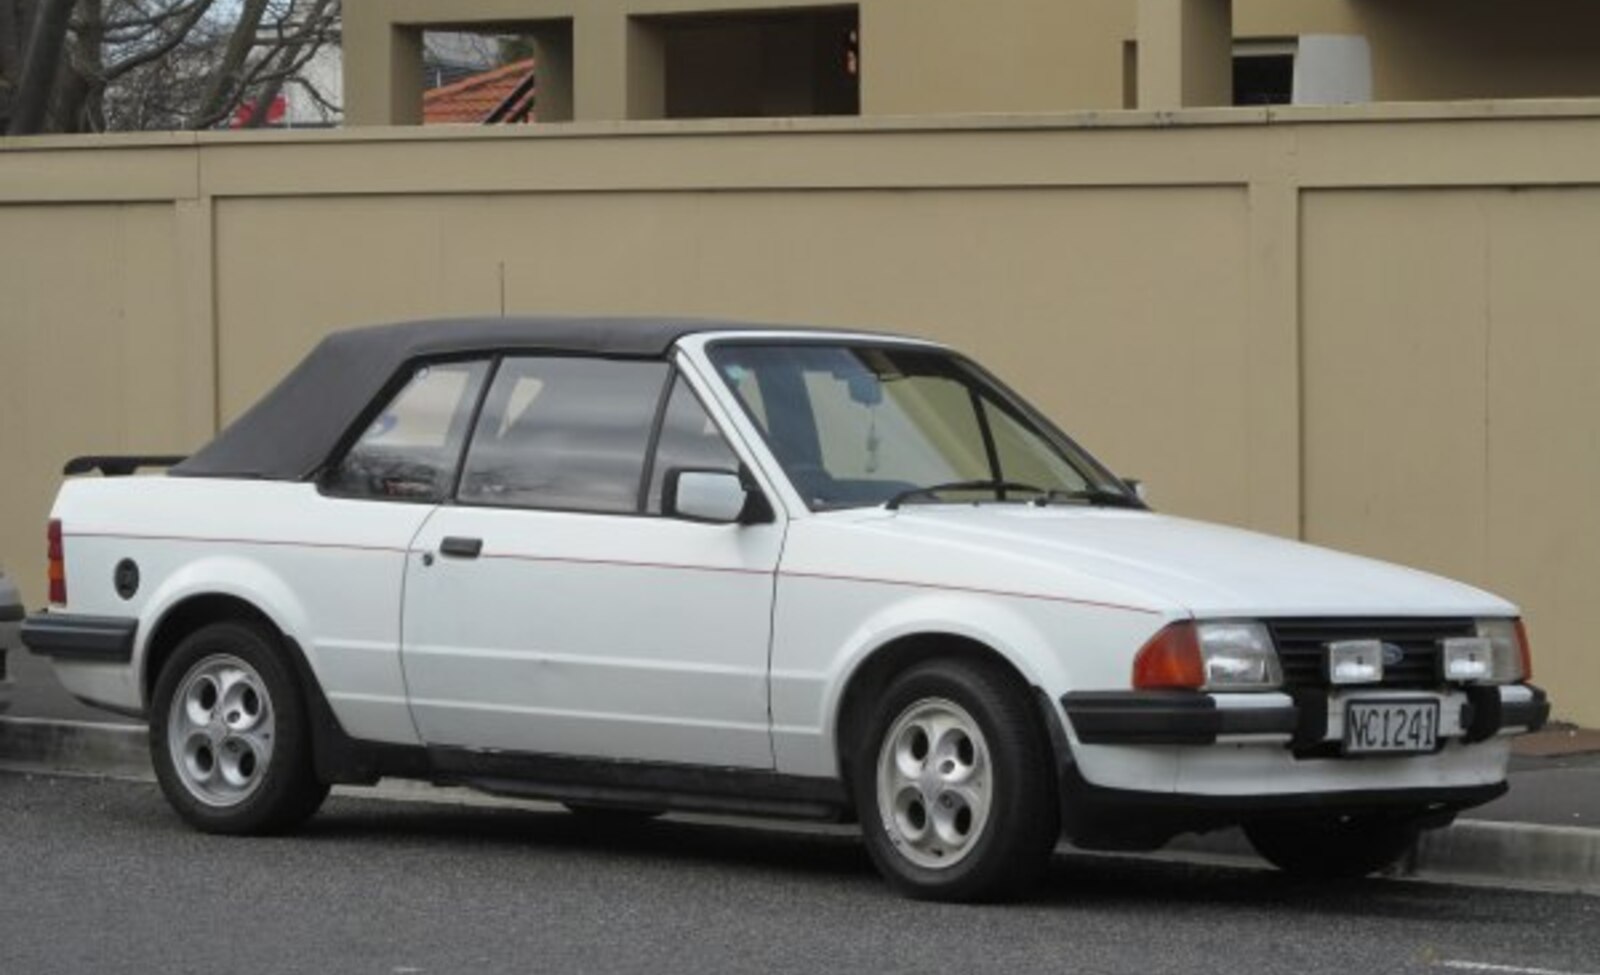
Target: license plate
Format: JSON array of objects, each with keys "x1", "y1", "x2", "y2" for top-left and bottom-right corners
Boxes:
[{"x1": 1343, "y1": 699, "x2": 1439, "y2": 755}]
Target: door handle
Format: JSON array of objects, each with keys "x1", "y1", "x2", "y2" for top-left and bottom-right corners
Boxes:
[{"x1": 439, "y1": 536, "x2": 483, "y2": 560}]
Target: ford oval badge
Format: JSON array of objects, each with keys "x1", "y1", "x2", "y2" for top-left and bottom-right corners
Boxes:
[{"x1": 1381, "y1": 642, "x2": 1406, "y2": 666}]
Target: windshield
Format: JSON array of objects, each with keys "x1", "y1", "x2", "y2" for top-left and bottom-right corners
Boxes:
[{"x1": 707, "y1": 342, "x2": 1137, "y2": 511}]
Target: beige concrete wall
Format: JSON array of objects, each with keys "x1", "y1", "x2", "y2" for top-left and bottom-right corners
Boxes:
[
  {"x1": 1302, "y1": 185, "x2": 1600, "y2": 728},
  {"x1": 2, "y1": 103, "x2": 1599, "y2": 722},
  {"x1": 0, "y1": 191, "x2": 214, "y2": 613}
]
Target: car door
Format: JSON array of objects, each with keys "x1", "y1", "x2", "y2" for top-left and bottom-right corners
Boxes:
[{"x1": 400, "y1": 353, "x2": 785, "y2": 768}]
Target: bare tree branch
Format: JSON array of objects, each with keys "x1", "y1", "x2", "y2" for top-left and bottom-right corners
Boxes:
[
  {"x1": 188, "y1": 0, "x2": 265, "y2": 128},
  {"x1": 241, "y1": 0, "x2": 331, "y2": 127},
  {"x1": 100, "y1": 0, "x2": 214, "y2": 80}
]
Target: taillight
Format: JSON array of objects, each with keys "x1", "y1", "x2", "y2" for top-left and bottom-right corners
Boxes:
[
  {"x1": 1132, "y1": 622, "x2": 1205, "y2": 690},
  {"x1": 1515, "y1": 619, "x2": 1533, "y2": 682},
  {"x1": 47, "y1": 518, "x2": 65, "y2": 606}
]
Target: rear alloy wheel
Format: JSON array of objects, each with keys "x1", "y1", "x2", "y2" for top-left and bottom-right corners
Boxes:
[
  {"x1": 150, "y1": 621, "x2": 328, "y2": 834},
  {"x1": 854, "y1": 658, "x2": 1059, "y2": 902},
  {"x1": 1244, "y1": 813, "x2": 1422, "y2": 880}
]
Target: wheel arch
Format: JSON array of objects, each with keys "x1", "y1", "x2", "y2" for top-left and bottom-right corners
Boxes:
[
  {"x1": 831, "y1": 631, "x2": 1048, "y2": 793},
  {"x1": 141, "y1": 593, "x2": 290, "y2": 706},
  {"x1": 139, "y1": 589, "x2": 414, "y2": 787}
]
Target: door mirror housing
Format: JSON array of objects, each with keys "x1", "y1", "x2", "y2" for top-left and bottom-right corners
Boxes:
[
  {"x1": 665, "y1": 469, "x2": 750, "y2": 524},
  {"x1": 1124, "y1": 478, "x2": 1148, "y2": 503}
]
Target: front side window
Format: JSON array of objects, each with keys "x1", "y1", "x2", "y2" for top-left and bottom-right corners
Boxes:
[
  {"x1": 709, "y1": 343, "x2": 1133, "y2": 511},
  {"x1": 646, "y1": 376, "x2": 740, "y2": 514},
  {"x1": 325, "y1": 360, "x2": 490, "y2": 502},
  {"x1": 459, "y1": 357, "x2": 668, "y2": 514}
]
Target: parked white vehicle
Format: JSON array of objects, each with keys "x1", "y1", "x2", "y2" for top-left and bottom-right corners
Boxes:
[{"x1": 22, "y1": 318, "x2": 1548, "y2": 900}]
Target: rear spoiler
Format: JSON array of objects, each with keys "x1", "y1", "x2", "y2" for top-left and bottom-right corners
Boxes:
[{"x1": 64, "y1": 455, "x2": 187, "y2": 477}]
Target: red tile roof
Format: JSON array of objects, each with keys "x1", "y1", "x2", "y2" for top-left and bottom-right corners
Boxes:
[{"x1": 423, "y1": 58, "x2": 536, "y2": 124}]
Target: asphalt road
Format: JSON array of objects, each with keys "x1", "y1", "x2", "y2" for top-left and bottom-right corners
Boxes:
[{"x1": 2, "y1": 773, "x2": 1597, "y2": 975}]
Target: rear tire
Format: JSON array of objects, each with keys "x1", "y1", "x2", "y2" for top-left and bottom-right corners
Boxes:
[
  {"x1": 150, "y1": 620, "x2": 328, "y2": 835},
  {"x1": 1244, "y1": 813, "x2": 1421, "y2": 880},
  {"x1": 852, "y1": 657, "x2": 1059, "y2": 902}
]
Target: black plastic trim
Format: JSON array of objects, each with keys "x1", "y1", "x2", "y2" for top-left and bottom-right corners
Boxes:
[
  {"x1": 0, "y1": 602, "x2": 23, "y2": 623},
  {"x1": 1059, "y1": 760, "x2": 1505, "y2": 851},
  {"x1": 63, "y1": 455, "x2": 186, "y2": 477},
  {"x1": 430, "y1": 747, "x2": 850, "y2": 821},
  {"x1": 20, "y1": 613, "x2": 137, "y2": 662},
  {"x1": 1463, "y1": 683, "x2": 1549, "y2": 742},
  {"x1": 439, "y1": 536, "x2": 483, "y2": 559},
  {"x1": 1063, "y1": 690, "x2": 1298, "y2": 746},
  {"x1": 280, "y1": 636, "x2": 431, "y2": 785},
  {"x1": 1501, "y1": 685, "x2": 1550, "y2": 733}
]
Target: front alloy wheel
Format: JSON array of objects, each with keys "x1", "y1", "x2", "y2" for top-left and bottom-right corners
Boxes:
[
  {"x1": 875, "y1": 698, "x2": 993, "y2": 869},
  {"x1": 854, "y1": 658, "x2": 1059, "y2": 901}
]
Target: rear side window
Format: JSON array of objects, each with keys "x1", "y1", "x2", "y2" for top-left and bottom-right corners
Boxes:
[
  {"x1": 459, "y1": 356, "x2": 669, "y2": 514},
  {"x1": 324, "y1": 360, "x2": 491, "y2": 502}
]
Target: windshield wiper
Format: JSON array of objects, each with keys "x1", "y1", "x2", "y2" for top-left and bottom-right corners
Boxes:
[
  {"x1": 885, "y1": 480, "x2": 1051, "y2": 511},
  {"x1": 1034, "y1": 487, "x2": 1146, "y2": 509}
]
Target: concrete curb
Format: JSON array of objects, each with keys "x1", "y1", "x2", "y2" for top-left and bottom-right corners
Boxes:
[
  {"x1": 0, "y1": 716, "x2": 149, "y2": 779},
  {"x1": 3, "y1": 716, "x2": 1597, "y2": 894},
  {"x1": 1166, "y1": 821, "x2": 1600, "y2": 894}
]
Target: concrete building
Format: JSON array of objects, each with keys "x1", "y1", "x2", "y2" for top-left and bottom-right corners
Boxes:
[{"x1": 342, "y1": 0, "x2": 1600, "y2": 125}]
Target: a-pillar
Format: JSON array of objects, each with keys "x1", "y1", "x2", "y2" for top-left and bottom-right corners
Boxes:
[{"x1": 1137, "y1": 0, "x2": 1234, "y2": 109}]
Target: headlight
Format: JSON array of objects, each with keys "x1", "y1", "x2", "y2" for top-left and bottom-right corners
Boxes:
[
  {"x1": 1469, "y1": 618, "x2": 1531, "y2": 684},
  {"x1": 1133, "y1": 621, "x2": 1282, "y2": 691},
  {"x1": 1195, "y1": 621, "x2": 1282, "y2": 690}
]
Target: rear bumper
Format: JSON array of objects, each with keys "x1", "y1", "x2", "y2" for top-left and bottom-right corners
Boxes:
[{"x1": 20, "y1": 613, "x2": 138, "y2": 663}]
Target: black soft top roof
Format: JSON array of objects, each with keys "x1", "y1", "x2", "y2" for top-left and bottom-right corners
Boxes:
[{"x1": 171, "y1": 315, "x2": 883, "y2": 481}]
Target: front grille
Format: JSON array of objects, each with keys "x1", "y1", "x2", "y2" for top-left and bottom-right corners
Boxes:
[{"x1": 1265, "y1": 617, "x2": 1476, "y2": 690}]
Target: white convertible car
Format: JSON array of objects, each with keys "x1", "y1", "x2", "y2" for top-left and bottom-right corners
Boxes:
[{"x1": 22, "y1": 317, "x2": 1548, "y2": 900}]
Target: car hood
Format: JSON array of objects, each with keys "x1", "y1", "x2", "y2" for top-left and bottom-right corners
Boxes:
[{"x1": 821, "y1": 507, "x2": 1514, "y2": 619}]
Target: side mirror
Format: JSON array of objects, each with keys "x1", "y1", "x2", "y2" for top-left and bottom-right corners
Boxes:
[
  {"x1": 665, "y1": 469, "x2": 749, "y2": 524},
  {"x1": 1124, "y1": 478, "x2": 1148, "y2": 503}
]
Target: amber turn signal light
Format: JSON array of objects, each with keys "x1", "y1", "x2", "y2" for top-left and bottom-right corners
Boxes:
[{"x1": 1132, "y1": 622, "x2": 1206, "y2": 690}]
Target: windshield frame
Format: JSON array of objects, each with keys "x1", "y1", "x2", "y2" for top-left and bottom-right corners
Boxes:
[{"x1": 702, "y1": 338, "x2": 1144, "y2": 513}]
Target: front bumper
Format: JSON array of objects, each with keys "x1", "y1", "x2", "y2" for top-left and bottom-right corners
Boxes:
[
  {"x1": 1062, "y1": 684, "x2": 1549, "y2": 749},
  {"x1": 1048, "y1": 684, "x2": 1546, "y2": 850}
]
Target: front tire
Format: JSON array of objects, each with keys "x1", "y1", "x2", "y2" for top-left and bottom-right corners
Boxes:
[
  {"x1": 150, "y1": 620, "x2": 328, "y2": 834},
  {"x1": 852, "y1": 658, "x2": 1059, "y2": 902},
  {"x1": 1244, "y1": 813, "x2": 1422, "y2": 880}
]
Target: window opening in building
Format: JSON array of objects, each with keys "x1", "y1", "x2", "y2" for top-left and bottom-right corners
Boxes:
[
  {"x1": 644, "y1": 6, "x2": 860, "y2": 119},
  {"x1": 1233, "y1": 41, "x2": 1296, "y2": 106},
  {"x1": 421, "y1": 30, "x2": 542, "y2": 124}
]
